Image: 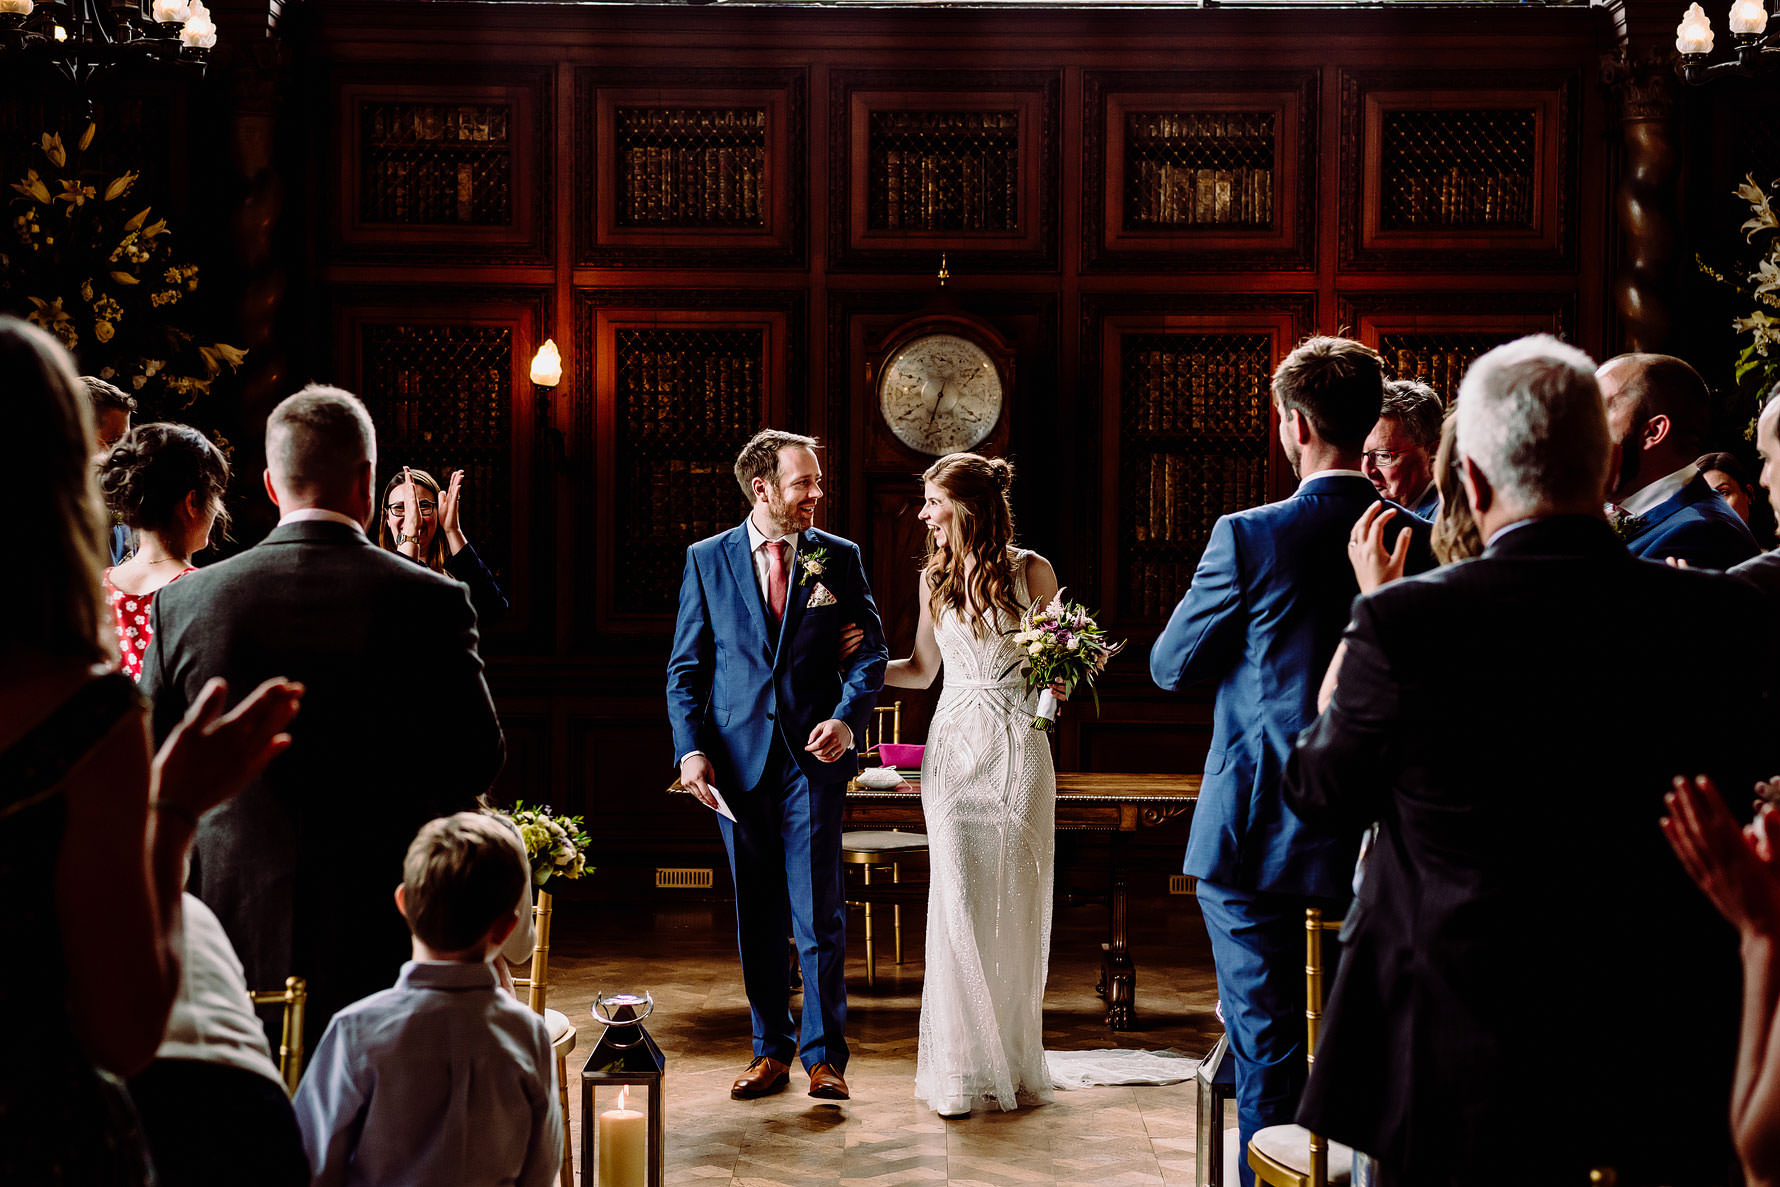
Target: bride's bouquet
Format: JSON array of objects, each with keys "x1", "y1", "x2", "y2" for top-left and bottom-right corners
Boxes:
[{"x1": 1003, "y1": 591, "x2": 1126, "y2": 732}]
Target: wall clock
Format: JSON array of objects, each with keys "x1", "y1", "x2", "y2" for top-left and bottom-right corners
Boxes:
[{"x1": 875, "y1": 331, "x2": 1006, "y2": 456}]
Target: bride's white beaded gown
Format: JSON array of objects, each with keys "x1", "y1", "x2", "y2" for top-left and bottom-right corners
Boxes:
[{"x1": 914, "y1": 549, "x2": 1056, "y2": 1116}]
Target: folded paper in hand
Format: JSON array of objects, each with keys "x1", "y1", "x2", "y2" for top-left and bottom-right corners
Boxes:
[{"x1": 702, "y1": 784, "x2": 738, "y2": 822}]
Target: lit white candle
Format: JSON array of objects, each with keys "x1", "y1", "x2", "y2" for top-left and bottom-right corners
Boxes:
[
  {"x1": 530, "y1": 339, "x2": 563, "y2": 387},
  {"x1": 151, "y1": 0, "x2": 188, "y2": 22},
  {"x1": 1677, "y1": 2, "x2": 1716, "y2": 52},
  {"x1": 1729, "y1": 0, "x2": 1769, "y2": 34},
  {"x1": 0, "y1": 0, "x2": 35, "y2": 17},
  {"x1": 597, "y1": 1086, "x2": 647, "y2": 1187}
]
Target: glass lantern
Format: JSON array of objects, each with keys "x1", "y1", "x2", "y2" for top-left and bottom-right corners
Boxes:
[{"x1": 580, "y1": 991, "x2": 665, "y2": 1187}]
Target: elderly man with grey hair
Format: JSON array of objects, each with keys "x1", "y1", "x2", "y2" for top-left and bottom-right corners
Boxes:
[
  {"x1": 141, "y1": 385, "x2": 504, "y2": 1049},
  {"x1": 1361, "y1": 378, "x2": 1444, "y2": 519},
  {"x1": 1283, "y1": 335, "x2": 1772, "y2": 1185}
]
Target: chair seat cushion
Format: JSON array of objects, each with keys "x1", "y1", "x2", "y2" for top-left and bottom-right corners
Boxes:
[
  {"x1": 544, "y1": 1007, "x2": 575, "y2": 1047},
  {"x1": 1249, "y1": 1123, "x2": 1353, "y2": 1185},
  {"x1": 840, "y1": 830, "x2": 929, "y2": 854}
]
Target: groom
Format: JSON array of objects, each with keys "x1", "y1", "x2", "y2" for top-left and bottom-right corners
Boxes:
[{"x1": 668, "y1": 429, "x2": 888, "y2": 1102}]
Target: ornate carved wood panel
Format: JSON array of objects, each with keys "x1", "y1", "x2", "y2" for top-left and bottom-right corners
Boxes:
[
  {"x1": 329, "y1": 66, "x2": 553, "y2": 263},
  {"x1": 829, "y1": 70, "x2": 1060, "y2": 271},
  {"x1": 1339, "y1": 69, "x2": 1579, "y2": 271},
  {"x1": 1082, "y1": 70, "x2": 1318, "y2": 272},
  {"x1": 1338, "y1": 291, "x2": 1575, "y2": 401},
  {"x1": 575, "y1": 68, "x2": 808, "y2": 268}
]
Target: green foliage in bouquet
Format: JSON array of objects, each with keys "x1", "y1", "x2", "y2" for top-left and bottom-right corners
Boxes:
[
  {"x1": 488, "y1": 801, "x2": 593, "y2": 887},
  {"x1": 1699, "y1": 174, "x2": 1780, "y2": 436},
  {"x1": 0, "y1": 122, "x2": 245, "y2": 426}
]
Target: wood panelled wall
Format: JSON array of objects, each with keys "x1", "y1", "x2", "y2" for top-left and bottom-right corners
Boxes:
[{"x1": 297, "y1": 3, "x2": 1614, "y2": 894}]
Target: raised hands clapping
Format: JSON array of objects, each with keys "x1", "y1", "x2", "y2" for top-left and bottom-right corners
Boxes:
[{"x1": 1661, "y1": 774, "x2": 1780, "y2": 939}]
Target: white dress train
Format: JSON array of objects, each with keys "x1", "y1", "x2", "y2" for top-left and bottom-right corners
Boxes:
[{"x1": 913, "y1": 550, "x2": 1056, "y2": 1114}]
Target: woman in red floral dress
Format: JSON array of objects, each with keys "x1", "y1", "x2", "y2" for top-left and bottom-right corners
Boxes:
[{"x1": 98, "y1": 424, "x2": 229, "y2": 679}]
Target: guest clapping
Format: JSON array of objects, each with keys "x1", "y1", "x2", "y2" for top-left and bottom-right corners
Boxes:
[
  {"x1": 1361, "y1": 378, "x2": 1443, "y2": 519},
  {"x1": 378, "y1": 466, "x2": 508, "y2": 623},
  {"x1": 0, "y1": 315, "x2": 302, "y2": 1184},
  {"x1": 98, "y1": 424, "x2": 230, "y2": 679},
  {"x1": 1663, "y1": 775, "x2": 1780, "y2": 1187}
]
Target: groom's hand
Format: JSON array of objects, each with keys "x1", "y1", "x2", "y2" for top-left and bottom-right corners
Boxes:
[
  {"x1": 838, "y1": 622, "x2": 864, "y2": 662},
  {"x1": 680, "y1": 754, "x2": 719, "y2": 809},
  {"x1": 806, "y1": 719, "x2": 853, "y2": 764}
]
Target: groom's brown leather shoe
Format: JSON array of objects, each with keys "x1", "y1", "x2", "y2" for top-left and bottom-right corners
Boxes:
[
  {"x1": 731, "y1": 1056, "x2": 790, "y2": 1100},
  {"x1": 807, "y1": 1062, "x2": 849, "y2": 1100}
]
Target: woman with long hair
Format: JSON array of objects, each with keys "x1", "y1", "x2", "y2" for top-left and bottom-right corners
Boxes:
[
  {"x1": 883, "y1": 451, "x2": 1062, "y2": 1118},
  {"x1": 0, "y1": 315, "x2": 301, "y2": 1183},
  {"x1": 98, "y1": 423, "x2": 230, "y2": 680},
  {"x1": 377, "y1": 466, "x2": 508, "y2": 624}
]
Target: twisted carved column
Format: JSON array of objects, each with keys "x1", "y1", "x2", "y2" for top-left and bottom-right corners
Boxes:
[{"x1": 1602, "y1": 48, "x2": 1683, "y2": 353}]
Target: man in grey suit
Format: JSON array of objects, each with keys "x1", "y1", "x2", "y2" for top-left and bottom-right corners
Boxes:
[{"x1": 141, "y1": 386, "x2": 504, "y2": 1046}]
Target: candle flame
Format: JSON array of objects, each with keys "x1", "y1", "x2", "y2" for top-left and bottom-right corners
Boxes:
[
  {"x1": 1729, "y1": 0, "x2": 1768, "y2": 35},
  {"x1": 1677, "y1": 2, "x2": 1716, "y2": 52},
  {"x1": 617, "y1": 1085, "x2": 630, "y2": 1110},
  {"x1": 530, "y1": 338, "x2": 563, "y2": 387}
]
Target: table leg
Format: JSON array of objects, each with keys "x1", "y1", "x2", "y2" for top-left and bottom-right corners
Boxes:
[{"x1": 1104, "y1": 872, "x2": 1136, "y2": 1030}]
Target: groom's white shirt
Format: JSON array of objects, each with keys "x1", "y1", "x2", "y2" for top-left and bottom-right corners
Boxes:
[{"x1": 678, "y1": 516, "x2": 800, "y2": 769}]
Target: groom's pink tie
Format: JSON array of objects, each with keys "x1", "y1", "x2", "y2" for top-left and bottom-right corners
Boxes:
[{"x1": 764, "y1": 540, "x2": 789, "y2": 625}]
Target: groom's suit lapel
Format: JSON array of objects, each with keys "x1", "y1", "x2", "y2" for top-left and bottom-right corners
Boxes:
[
  {"x1": 723, "y1": 525, "x2": 772, "y2": 652},
  {"x1": 774, "y1": 529, "x2": 817, "y2": 666}
]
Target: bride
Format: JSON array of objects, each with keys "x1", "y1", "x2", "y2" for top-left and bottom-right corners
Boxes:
[{"x1": 884, "y1": 452, "x2": 1061, "y2": 1119}]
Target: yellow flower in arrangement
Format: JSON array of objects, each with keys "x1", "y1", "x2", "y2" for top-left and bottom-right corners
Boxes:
[{"x1": 1, "y1": 121, "x2": 247, "y2": 423}]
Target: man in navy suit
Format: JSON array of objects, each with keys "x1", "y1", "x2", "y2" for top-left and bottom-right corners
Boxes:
[
  {"x1": 1362, "y1": 378, "x2": 1444, "y2": 520},
  {"x1": 1597, "y1": 352, "x2": 1757, "y2": 569},
  {"x1": 1150, "y1": 337, "x2": 1431, "y2": 1186},
  {"x1": 668, "y1": 430, "x2": 887, "y2": 1103},
  {"x1": 82, "y1": 375, "x2": 136, "y2": 563}
]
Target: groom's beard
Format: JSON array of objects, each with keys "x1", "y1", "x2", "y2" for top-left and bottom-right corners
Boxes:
[{"x1": 765, "y1": 489, "x2": 814, "y2": 535}]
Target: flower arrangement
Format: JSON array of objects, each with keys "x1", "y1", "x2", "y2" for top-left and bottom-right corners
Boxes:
[
  {"x1": 1002, "y1": 591, "x2": 1126, "y2": 732},
  {"x1": 1699, "y1": 173, "x2": 1780, "y2": 431},
  {"x1": 797, "y1": 544, "x2": 829, "y2": 587},
  {"x1": 0, "y1": 121, "x2": 245, "y2": 425},
  {"x1": 486, "y1": 801, "x2": 593, "y2": 887}
]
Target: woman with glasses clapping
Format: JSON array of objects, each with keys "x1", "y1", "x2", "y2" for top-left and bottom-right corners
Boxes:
[{"x1": 377, "y1": 467, "x2": 508, "y2": 625}]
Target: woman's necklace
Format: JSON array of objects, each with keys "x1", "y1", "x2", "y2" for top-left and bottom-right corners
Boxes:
[{"x1": 140, "y1": 555, "x2": 189, "y2": 566}]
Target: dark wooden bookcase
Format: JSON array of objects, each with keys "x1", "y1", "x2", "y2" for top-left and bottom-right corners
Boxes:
[
  {"x1": 1093, "y1": 302, "x2": 1307, "y2": 633},
  {"x1": 587, "y1": 305, "x2": 789, "y2": 634},
  {"x1": 829, "y1": 70, "x2": 1059, "y2": 270},
  {"x1": 577, "y1": 69, "x2": 807, "y2": 267},
  {"x1": 1084, "y1": 71, "x2": 1317, "y2": 272},
  {"x1": 1340, "y1": 70, "x2": 1578, "y2": 271},
  {"x1": 1339, "y1": 293, "x2": 1573, "y2": 401},
  {"x1": 331, "y1": 72, "x2": 550, "y2": 263},
  {"x1": 332, "y1": 292, "x2": 547, "y2": 636}
]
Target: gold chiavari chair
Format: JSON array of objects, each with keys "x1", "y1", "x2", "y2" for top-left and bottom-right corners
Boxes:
[
  {"x1": 1247, "y1": 908, "x2": 1353, "y2": 1187},
  {"x1": 248, "y1": 976, "x2": 307, "y2": 1096},
  {"x1": 511, "y1": 888, "x2": 577, "y2": 1187},
  {"x1": 841, "y1": 702, "x2": 927, "y2": 988}
]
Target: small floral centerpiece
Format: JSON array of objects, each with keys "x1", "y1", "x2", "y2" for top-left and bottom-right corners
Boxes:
[
  {"x1": 485, "y1": 801, "x2": 593, "y2": 887},
  {"x1": 1699, "y1": 173, "x2": 1780, "y2": 429},
  {"x1": 1003, "y1": 591, "x2": 1126, "y2": 733},
  {"x1": 0, "y1": 121, "x2": 245, "y2": 425}
]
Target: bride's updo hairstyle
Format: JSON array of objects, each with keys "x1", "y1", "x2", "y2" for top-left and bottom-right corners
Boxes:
[{"x1": 922, "y1": 452, "x2": 1024, "y2": 636}]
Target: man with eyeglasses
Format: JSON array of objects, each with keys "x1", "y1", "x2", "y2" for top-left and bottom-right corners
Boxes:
[{"x1": 1361, "y1": 379, "x2": 1443, "y2": 520}]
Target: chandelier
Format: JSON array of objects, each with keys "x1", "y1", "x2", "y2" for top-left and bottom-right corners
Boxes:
[
  {"x1": 1675, "y1": 0, "x2": 1779, "y2": 83},
  {"x1": 0, "y1": 0, "x2": 219, "y2": 85}
]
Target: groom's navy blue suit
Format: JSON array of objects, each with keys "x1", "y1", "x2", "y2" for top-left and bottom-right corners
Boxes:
[
  {"x1": 668, "y1": 520, "x2": 887, "y2": 1071},
  {"x1": 1151, "y1": 471, "x2": 1431, "y2": 1187}
]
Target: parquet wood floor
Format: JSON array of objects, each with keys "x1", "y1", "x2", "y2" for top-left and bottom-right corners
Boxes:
[{"x1": 546, "y1": 893, "x2": 1227, "y2": 1186}]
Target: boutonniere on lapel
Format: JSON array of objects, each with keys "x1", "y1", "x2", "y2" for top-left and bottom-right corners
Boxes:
[
  {"x1": 1606, "y1": 505, "x2": 1648, "y2": 541},
  {"x1": 796, "y1": 544, "x2": 830, "y2": 588}
]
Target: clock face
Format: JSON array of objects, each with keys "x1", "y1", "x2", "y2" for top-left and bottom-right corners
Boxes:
[{"x1": 877, "y1": 333, "x2": 1005, "y2": 456}]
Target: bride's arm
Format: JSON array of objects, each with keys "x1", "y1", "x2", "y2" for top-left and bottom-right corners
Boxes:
[
  {"x1": 1023, "y1": 552, "x2": 1059, "y2": 606},
  {"x1": 885, "y1": 579, "x2": 941, "y2": 689}
]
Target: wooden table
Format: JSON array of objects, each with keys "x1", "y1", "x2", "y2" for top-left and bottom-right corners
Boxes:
[{"x1": 844, "y1": 773, "x2": 1200, "y2": 1030}]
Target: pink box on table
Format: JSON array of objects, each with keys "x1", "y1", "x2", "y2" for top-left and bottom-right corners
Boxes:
[{"x1": 876, "y1": 742, "x2": 925, "y2": 769}]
